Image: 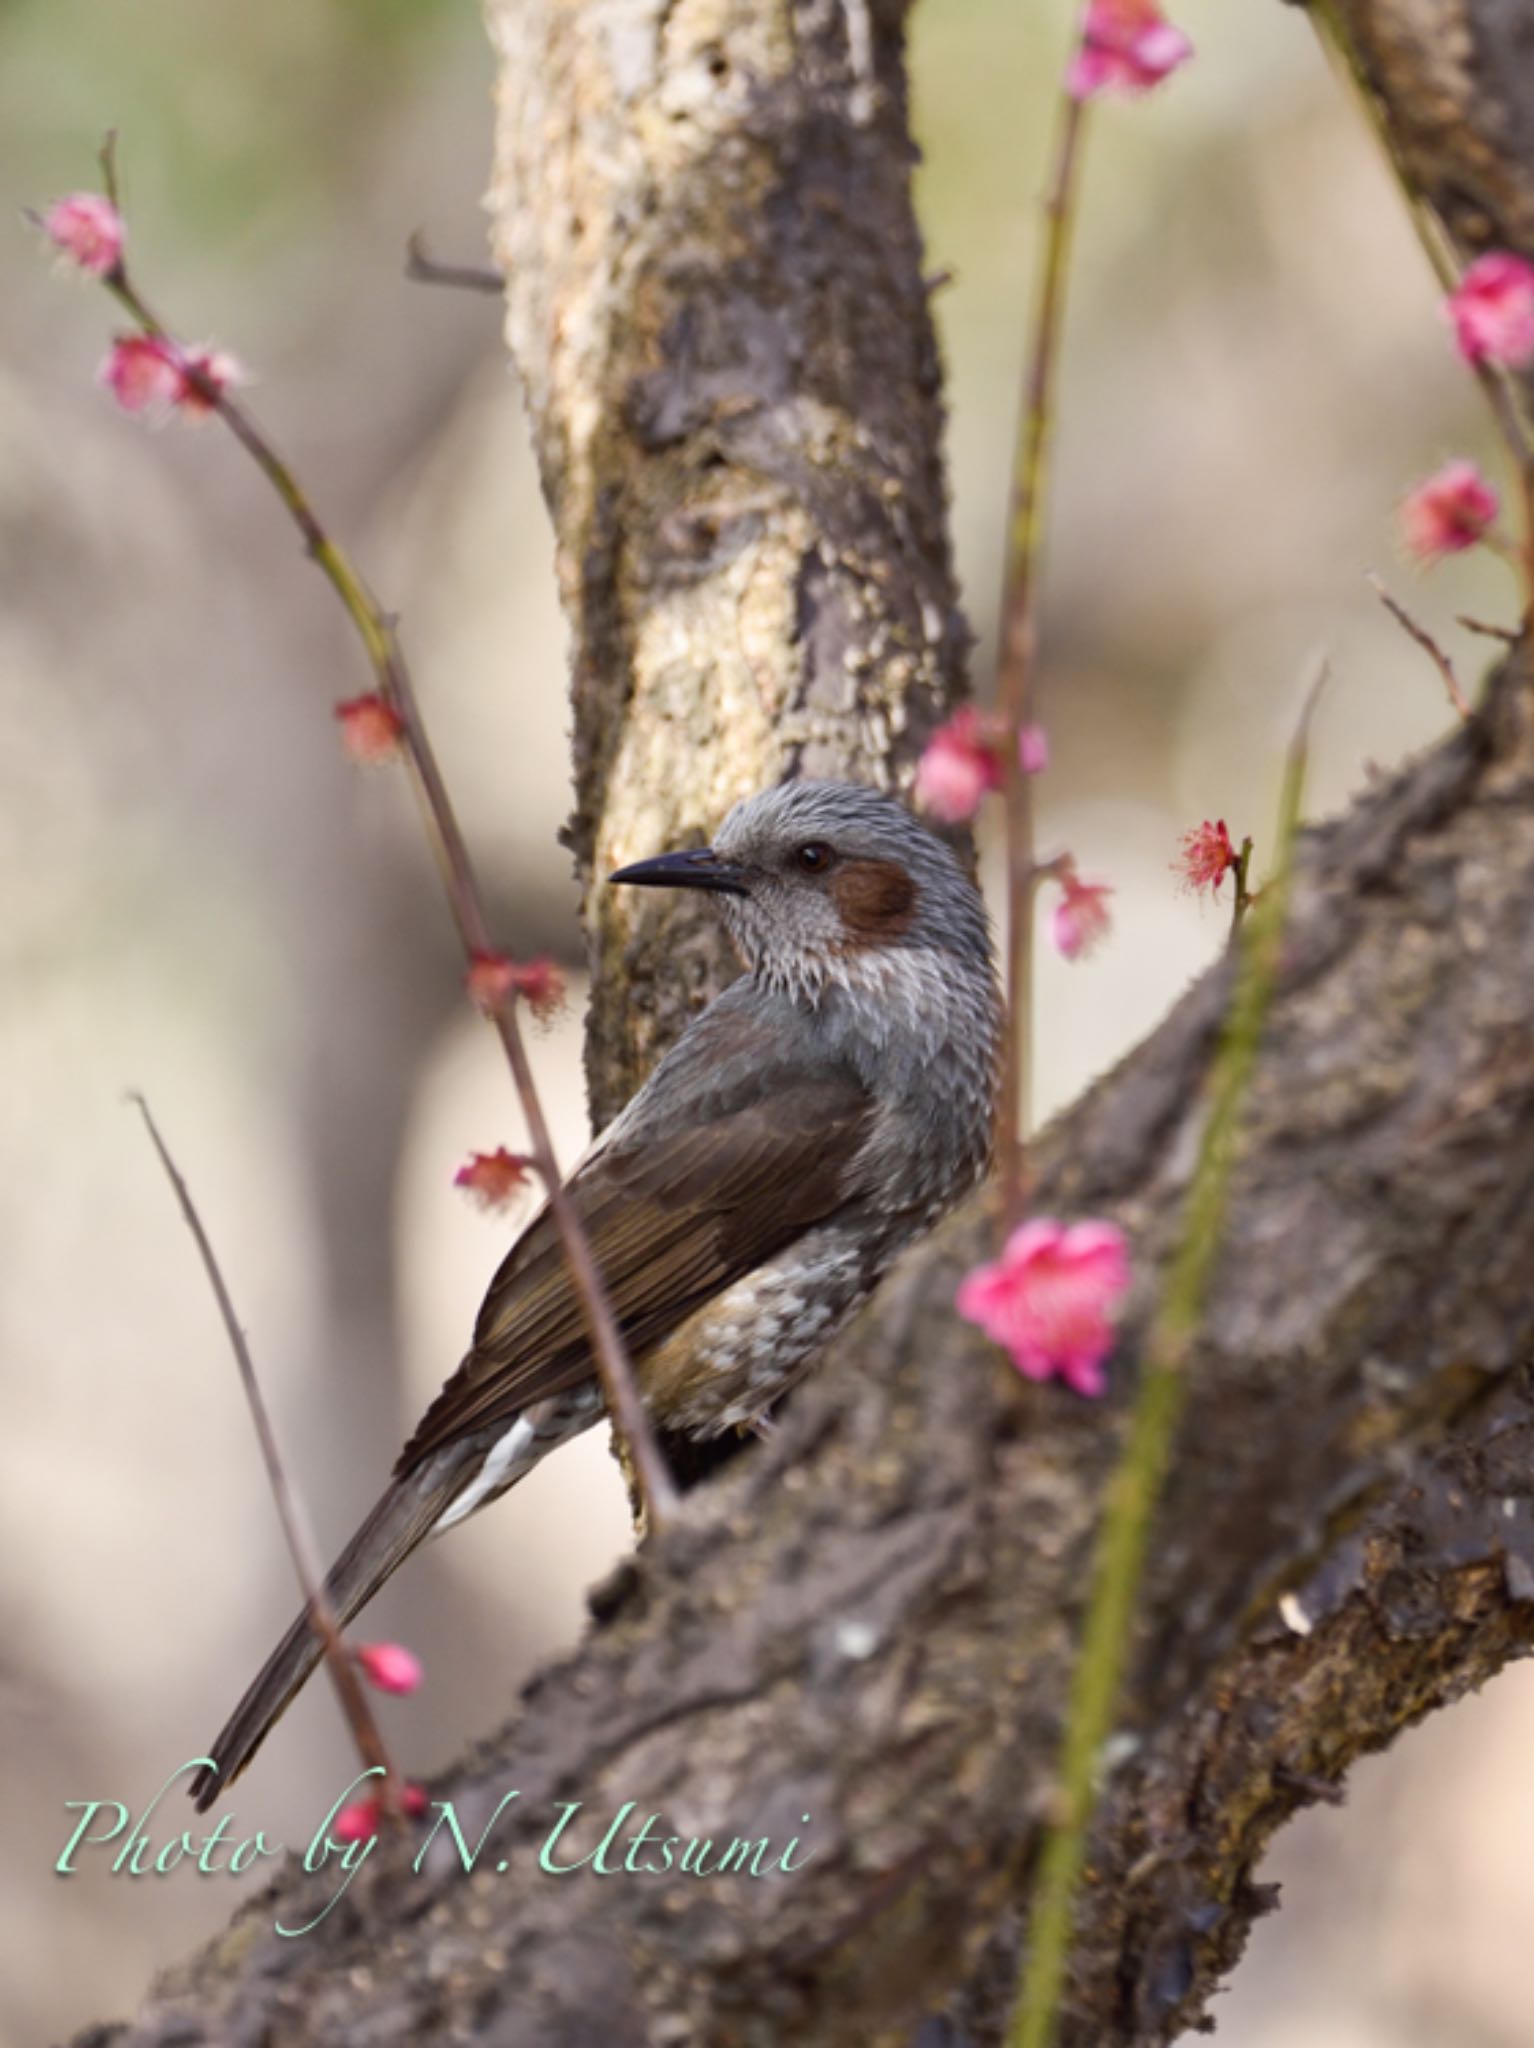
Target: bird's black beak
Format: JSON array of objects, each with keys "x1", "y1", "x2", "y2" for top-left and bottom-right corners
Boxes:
[{"x1": 608, "y1": 846, "x2": 750, "y2": 897}]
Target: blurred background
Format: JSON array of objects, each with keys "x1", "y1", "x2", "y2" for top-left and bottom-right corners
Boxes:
[{"x1": 2, "y1": 0, "x2": 1527, "y2": 2041}]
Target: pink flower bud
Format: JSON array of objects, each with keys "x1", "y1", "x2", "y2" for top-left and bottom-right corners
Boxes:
[
  {"x1": 1018, "y1": 724, "x2": 1050, "y2": 776},
  {"x1": 41, "y1": 193, "x2": 124, "y2": 276},
  {"x1": 355, "y1": 1642, "x2": 424, "y2": 1697},
  {"x1": 335, "y1": 694, "x2": 407, "y2": 764},
  {"x1": 331, "y1": 1799, "x2": 379, "y2": 1845},
  {"x1": 331, "y1": 1782, "x2": 428, "y2": 1843},
  {"x1": 1445, "y1": 251, "x2": 1534, "y2": 370},
  {"x1": 957, "y1": 1218, "x2": 1131, "y2": 1398},
  {"x1": 454, "y1": 1148, "x2": 533, "y2": 1212},
  {"x1": 1398, "y1": 460, "x2": 1500, "y2": 564},
  {"x1": 1067, "y1": 0, "x2": 1193, "y2": 100}
]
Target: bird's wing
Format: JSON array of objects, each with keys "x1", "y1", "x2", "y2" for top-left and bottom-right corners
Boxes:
[{"x1": 396, "y1": 1023, "x2": 873, "y2": 1472}]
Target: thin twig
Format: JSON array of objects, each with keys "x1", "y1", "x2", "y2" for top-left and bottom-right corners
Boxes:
[
  {"x1": 1009, "y1": 663, "x2": 1329, "y2": 2048},
  {"x1": 404, "y1": 230, "x2": 505, "y2": 297},
  {"x1": 1457, "y1": 612, "x2": 1522, "y2": 645},
  {"x1": 96, "y1": 219, "x2": 678, "y2": 1531},
  {"x1": 1229, "y1": 834, "x2": 1255, "y2": 938},
  {"x1": 996, "y1": 88, "x2": 1090, "y2": 1225},
  {"x1": 1368, "y1": 572, "x2": 1472, "y2": 719},
  {"x1": 130, "y1": 1094, "x2": 404, "y2": 1818}
]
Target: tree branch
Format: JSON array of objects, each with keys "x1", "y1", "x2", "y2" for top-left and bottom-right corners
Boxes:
[{"x1": 88, "y1": 650, "x2": 1534, "y2": 2048}]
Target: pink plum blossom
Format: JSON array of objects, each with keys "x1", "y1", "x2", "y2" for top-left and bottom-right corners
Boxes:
[
  {"x1": 1050, "y1": 862, "x2": 1114, "y2": 960},
  {"x1": 1398, "y1": 460, "x2": 1499, "y2": 563},
  {"x1": 172, "y1": 344, "x2": 246, "y2": 417},
  {"x1": 1446, "y1": 252, "x2": 1534, "y2": 369},
  {"x1": 454, "y1": 1148, "x2": 532, "y2": 1212},
  {"x1": 915, "y1": 708, "x2": 1005, "y2": 823},
  {"x1": 957, "y1": 1218, "x2": 1131, "y2": 1397},
  {"x1": 97, "y1": 334, "x2": 183, "y2": 414},
  {"x1": 98, "y1": 333, "x2": 244, "y2": 420},
  {"x1": 41, "y1": 192, "x2": 124, "y2": 276},
  {"x1": 915, "y1": 709, "x2": 1049, "y2": 824},
  {"x1": 1175, "y1": 818, "x2": 1236, "y2": 895},
  {"x1": 1067, "y1": 0, "x2": 1193, "y2": 100}
]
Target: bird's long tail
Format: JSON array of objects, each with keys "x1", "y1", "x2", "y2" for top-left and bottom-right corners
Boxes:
[{"x1": 189, "y1": 1457, "x2": 466, "y2": 1814}]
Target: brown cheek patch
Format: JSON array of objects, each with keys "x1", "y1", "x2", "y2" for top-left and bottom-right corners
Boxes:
[{"x1": 833, "y1": 857, "x2": 918, "y2": 943}]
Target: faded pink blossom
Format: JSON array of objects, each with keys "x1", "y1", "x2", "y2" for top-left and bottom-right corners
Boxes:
[
  {"x1": 466, "y1": 950, "x2": 518, "y2": 1011},
  {"x1": 466, "y1": 951, "x2": 566, "y2": 1020},
  {"x1": 173, "y1": 344, "x2": 245, "y2": 417},
  {"x1": 1446, "y1": 251, "x2": 1534, "y2": 369},
  {"x1": 1399, "y1": 460, "x2": 1500, "y2": 563},
  {"x1": 332, "y1": 1783, "x2": 428, "y2": 1843},
  {"x1": 41, "y1": 192, "x2": 124, "y2": 276},
  {"x1": 957, "y1": 1217, "x2": 1131, "y2": 1397},
  {"x1": 508, "y1": 955, "x2": 567, "y2": 1022},
  {"x1": 98, "y1": 333, "x2": 243, "y2": 421},
  {"x1": 915, "y1": 708, "x2": 1004, "y2": 823},
  {"x1": 454, "y1": 1147, "x2": 532, "y2": 1212},
  {"x1": 355, "y1": 1642, "x2": 424, "y2": 1697},
  {"x1": 98, "y1": 334, "x2": 183, "y2": 414},
  {"x1": 915, "y1": 709, "x2": 1048, "y2": 823},
  {"x1": 1050, "y1": 862, "x2": 1114, "y2": 960},
  {"x1": 1175, "y1": 818, "x2": 1236, "y2": 895},
  {"x1": 1067, "y1": 0, "x2": 1193, "y2": 100},
  {"x1": 335, "y1": 693, "x2": 406, "y2": 764}
]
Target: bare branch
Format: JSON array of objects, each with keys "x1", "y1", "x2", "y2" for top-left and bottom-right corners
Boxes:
[{"x1": 129, "y1": 1095, "x2": 404, "y2": 1815}]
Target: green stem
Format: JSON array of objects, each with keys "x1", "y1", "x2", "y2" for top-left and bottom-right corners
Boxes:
[
  {"x1": 1008, "y1": 670, "x2": 1326, "y2": 2048},
  {"x1": 1229, "y1": 836, "x2": 1255, "y2": 935}
]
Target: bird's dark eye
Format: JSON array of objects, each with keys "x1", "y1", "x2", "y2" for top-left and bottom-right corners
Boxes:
[{"x1": 794, "y1": 840, "x2": 836, "y2": 874}]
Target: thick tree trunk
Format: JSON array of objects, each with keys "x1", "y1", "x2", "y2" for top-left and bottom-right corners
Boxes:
[
  {"x1": 484, "y1": 0, "x2": 965, "y2": 1127},
  {"x1": 81, "y1": 1, "x2": 1534, "y2": 2043}
]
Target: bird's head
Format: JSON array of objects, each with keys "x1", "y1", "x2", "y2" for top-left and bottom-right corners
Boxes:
[{"x1": 609, "y1": 780, "x2": 992, "y2": 997}]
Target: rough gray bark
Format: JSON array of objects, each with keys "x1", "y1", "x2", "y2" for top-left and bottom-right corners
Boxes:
[
  {"x1": 484, "y1": 0, "x2": 965, "y2": 1127},
  {"x1": 78, "y1": 0, "x2": 1534, "y2": 2043}
]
